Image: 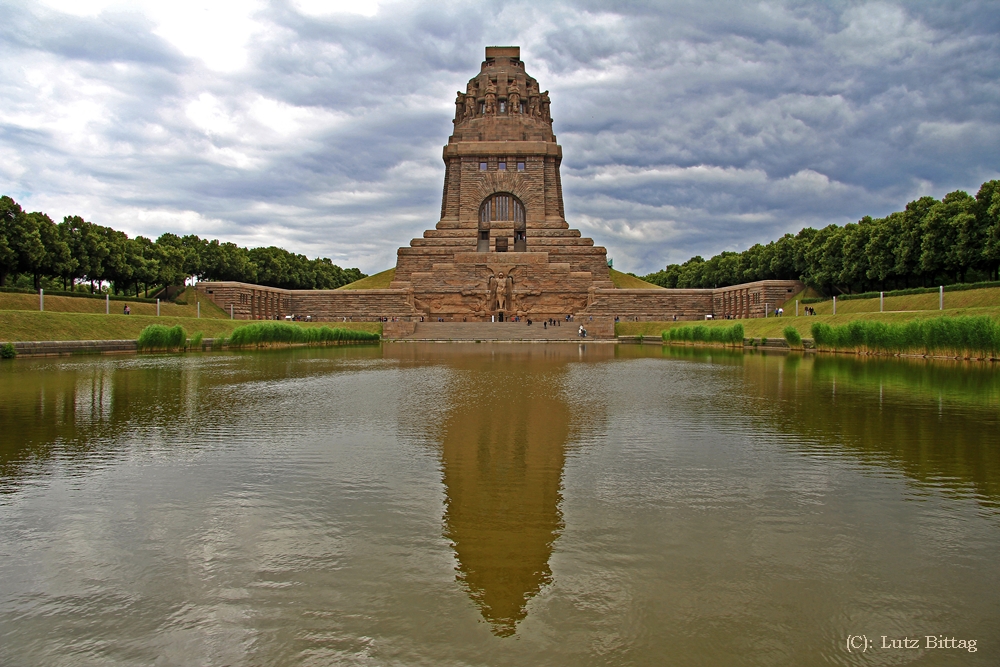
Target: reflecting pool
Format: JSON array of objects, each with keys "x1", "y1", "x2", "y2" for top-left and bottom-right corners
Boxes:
[{"x1": 1, "y1": 344, "x2": 998, "y2": 665}]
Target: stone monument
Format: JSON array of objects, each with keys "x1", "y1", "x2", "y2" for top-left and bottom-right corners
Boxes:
[{"x1": 390, "y1": 46, "x2": 614, "y2": 322}]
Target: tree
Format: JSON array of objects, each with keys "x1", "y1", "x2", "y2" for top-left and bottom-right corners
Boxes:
[
  {"x1": 865, "y1": 212, "x2": 902, "y2": 289},
  {"x1": 897, "y1": 196, "x2": 936, "y2": 287},
  {"x1": 12, "y1": 210, "x2": 47, "y2": 289},
  {"x1": 0, "y1": 196, "x2": 24, "y2": 286},
  {"x1": 154, "y1": 234, "x2": 188, "y2": 288},
  {"x1": 63, "y1": 215, "x2": 110, "y2": 291},
  {"x1": 920, "y1": 191, "x2": 973, "y2": 282},
  {"x1": 31, "y1": 212, "x2": 74, "y2": 291},
  {"x1": 838, "y1": 218, "x2": 873, "y2": 293},
  {"x1": 975, "y1": 180, "x2": 1000, "y2": 280},
  {"x1": 101, "y1": 227, "x2": 134, "y2": 294},
  {"x1": 202, "y1": 240, "x2": 255, "y2": 282}
]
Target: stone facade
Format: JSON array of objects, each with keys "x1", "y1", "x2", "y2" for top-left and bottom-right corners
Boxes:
[{"x1": 196, "y1": 47, "x2": 804, "y2": 327}]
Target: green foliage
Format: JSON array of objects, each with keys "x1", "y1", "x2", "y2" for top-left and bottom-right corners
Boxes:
[
  {"x1": 225, "y1": 322, "x2": 380, "y2": 348},
  {"x1": 810, "y1": 316, "x2": 1000, "y2": 357},
  {"x1": 137, "y1": 324, "x2": 187, "y2": 351},
  {"x1": 783, "y1": 326, "x2": 802, "y2": 347},
  {"x1": 0, "y1": 342, "x2": 16, "y2": 359},
  {"x1": 640, "y1": 179, "x2": 1000, "y2": 294},
  {"x1": 663, "y1": 322, "x2": 744, "y2": 346},
  {"x1": 188, "y1": 331, "x2": 204, "y2": 349},
  {"x1": 0, "y1": 195, "x2": 366, "y2": 295}
]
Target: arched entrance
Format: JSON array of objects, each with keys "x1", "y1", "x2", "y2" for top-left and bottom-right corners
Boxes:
[{"x1": 479, "y1": 193, "x2": 526, "y2": 252}]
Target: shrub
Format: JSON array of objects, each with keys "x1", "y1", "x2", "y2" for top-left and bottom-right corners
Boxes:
[
  {"x1": 225, "y1": 322, "x2": 380, "y2": 348},
  {"x1": 810, "y1": 315, "x2": 1000, "y2": 357},
  {"x1": 188, "y1": 331, "x2": 204, "y2": 350},
  {"x1": 0, "y1": 343, "x2": 16, "y2": 359},
  {"x1": 137, "y1": 324, "x2": 187, "y2": 351},
  {"x1": 662, "y1": 322, "x2": 745, "y2": 346},
  {"x1": 784, "y1": 326, "x2": 802, "y2": 347}
]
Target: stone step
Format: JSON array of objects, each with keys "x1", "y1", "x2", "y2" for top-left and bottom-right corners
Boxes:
[{"x1": 398, "y1": 321, "x2": 606, "y2": 341}]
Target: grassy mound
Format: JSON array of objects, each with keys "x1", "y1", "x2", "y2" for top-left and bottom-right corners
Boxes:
[
  {"x1": 811, "y1": 316, "x2": 1000, "y2": 358},
  {"x1": 337, "y1": 268, "x2": 395, "y2": 290},
  {"x1": 224, "y1": 322, "x2": 380, "y2": 347},
  {"x1": 609, "y1": 269, "x2": 664, "y2": 289}
]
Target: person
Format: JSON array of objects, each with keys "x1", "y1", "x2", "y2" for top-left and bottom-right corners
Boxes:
[
  {"x1": 543, "y1": 321, "x2": 547, "y2": 329},
  {"x1": 123, "y1": 304, "x2": 130, "y2": 315}
]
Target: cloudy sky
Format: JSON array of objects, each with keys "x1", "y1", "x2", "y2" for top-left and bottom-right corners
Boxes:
[{"x1": 1, "y1": 0, "x2": 998, "y2": 275}]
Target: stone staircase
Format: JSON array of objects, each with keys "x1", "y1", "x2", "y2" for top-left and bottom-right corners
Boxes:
[{"x1": 394, "y1": 321, "x2": 609, "y2": 341}]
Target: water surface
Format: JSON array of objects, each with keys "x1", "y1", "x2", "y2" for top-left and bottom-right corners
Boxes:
[{"x1": 1, "y1": 344, "x2": 998, "y2": 666}]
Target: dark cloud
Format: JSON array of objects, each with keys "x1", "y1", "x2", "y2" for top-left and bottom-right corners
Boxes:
[{"x1": 1, "y1": 0, "x2": 998, "y2": 273}]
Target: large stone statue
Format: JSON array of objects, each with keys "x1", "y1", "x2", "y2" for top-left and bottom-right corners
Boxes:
[
  {"x1": 465, "y1": 83, "x2": 477, "y2": 118},
  {"x1": 496, "y1": 272, "x2": 513, "y2": 311},
  {"x1": 540, "y1": 91, "x2": 551, "y2": 121},
  {"x1": 484, "y1": 80, "x2": 497, "y2": 116},
  {"x1": 507, "y1": 79, "x2": 521, "y2": 114},
  {"x1": 455, "y1": 92, "x2": 465, "y2": 122}
]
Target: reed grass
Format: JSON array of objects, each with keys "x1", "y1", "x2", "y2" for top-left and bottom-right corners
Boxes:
[
  {"x1": 663, "y1": 322, "x2": 745, "y2": 346},
  {"x1": 137, "y1": 324, "x2": 187, "y2": 351},
  {"x1": 189, "y1": 331, "x2": 204, "y2": 349},
  {"x1": 224, "y1": 322, "x2": 380, "y2": 348},
  {"x1": 810, "y1": 316, "x2": 1000, "y2": 358},
  {"x1": 783, "y1": 326, "x2": 802, "y2": 348}
]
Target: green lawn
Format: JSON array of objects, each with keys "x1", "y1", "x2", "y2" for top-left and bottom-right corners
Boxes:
[{"x1": 0, "y1": 311, "x2": 381, "y2": 342}]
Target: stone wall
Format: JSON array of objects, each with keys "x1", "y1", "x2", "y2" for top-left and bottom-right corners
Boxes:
[
  {"x1": 197, "y1": 282, "x2": 419, "y2": 321},
  {"x1": 711, "y1": 281, "x2": 805, "y2": 319},
  {"x1": 584, "y1": 288, "x2": 715, "y2": 321}
]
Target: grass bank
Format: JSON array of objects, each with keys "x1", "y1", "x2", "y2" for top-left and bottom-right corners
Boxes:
[
  {"x1": 0, "y1": 311, "x2": 381, "y2": 343},
  {"x1": 609, "y1": 269, "x2": 663, "y2": 289},
  {"x1": 338, "y1": 268, "x2": 395, "y2": 290},
  {"x1": 799, "y1": 286, "x2": 1000, "y2": 315},
  {"x1": 0, "y1": 286, "x2": 229, "y2": 319}
]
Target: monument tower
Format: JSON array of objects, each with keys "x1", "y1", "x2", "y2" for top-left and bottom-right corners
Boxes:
[{"x1": 391, "y1": 46, "x2": 613, "y2": 321}]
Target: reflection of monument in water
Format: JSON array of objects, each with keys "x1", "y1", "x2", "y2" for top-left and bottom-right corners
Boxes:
[{"x1": 437, "y1": 349, "x2": 572, "y2": 636}]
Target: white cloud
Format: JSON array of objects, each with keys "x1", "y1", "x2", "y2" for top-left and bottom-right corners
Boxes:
[
  {"x1": 293, "y1": 0, "x2": 380, "y2": 17},
  {"x1": 3, "y1": 0, "x2": 999, "y2": 274}
]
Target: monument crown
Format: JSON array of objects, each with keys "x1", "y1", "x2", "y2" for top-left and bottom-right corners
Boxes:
[{"x1": 451, "y1": 45, "x2": 553, "y2": 142}]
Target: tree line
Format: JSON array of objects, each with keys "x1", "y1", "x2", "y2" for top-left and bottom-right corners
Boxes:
[
  {"x1": 0, "y1": 196, "x2": 365, "y2": 295},
  {"x1": 641, "y1": 180, "x2": 1000, "y2": 294}
]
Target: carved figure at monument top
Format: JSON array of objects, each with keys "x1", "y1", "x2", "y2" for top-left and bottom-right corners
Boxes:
[
  {"x1": 484, "y1": 79, "x2": 497, "y2": 116},
  {"x1": 507, "y1": 78, "x2": 521, "y2": 115}
]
